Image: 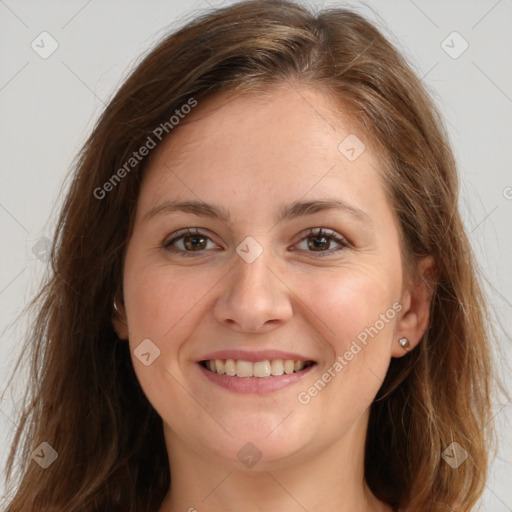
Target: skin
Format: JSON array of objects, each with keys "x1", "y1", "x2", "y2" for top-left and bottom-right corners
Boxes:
[{"x1": 113, "y1": 83, "x2": 434, "y2": 512}]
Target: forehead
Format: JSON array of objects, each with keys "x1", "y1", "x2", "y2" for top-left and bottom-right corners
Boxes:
[{"x1": 138, "y1": 83, "x2": 387, "y2": 218}]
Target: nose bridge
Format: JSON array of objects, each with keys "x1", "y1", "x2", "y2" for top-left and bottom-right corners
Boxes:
[
  {"x1": 234, "y1": 251, "x2": 273, "y2": 299},
  {"x1": 214, "y1": 244, "x2": 293, "y2": 332},
  {"x1": 232, "y1": 233, "x2": 276, "y2": 297}
]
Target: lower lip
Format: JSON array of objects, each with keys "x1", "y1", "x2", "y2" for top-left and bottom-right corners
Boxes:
[{"x1": 197, "y1": 363, "x2": 316, "y2": 393}]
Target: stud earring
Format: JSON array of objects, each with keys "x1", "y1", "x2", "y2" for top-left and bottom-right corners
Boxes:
[
  {"x1": 113, "y1": 299, "x2": 127, "y2": 325},
  {"x1": 398, "y1": 337, "x2": 410, "y2": 351}
]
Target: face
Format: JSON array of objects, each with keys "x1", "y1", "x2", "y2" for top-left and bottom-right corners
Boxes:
[{"x1": 114, "y1": 84, "x2": 429, "y2": 472}]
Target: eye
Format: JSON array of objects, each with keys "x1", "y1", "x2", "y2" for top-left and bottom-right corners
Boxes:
[
  {"x1": 162, "y1": 227, "x2": 350, "y2": 258},
  {"x1": 162, "y1": 228, "x2": 220, "y2": 256},
  {"x1": 292, "y1": 227, "x2": 350, "y2": 257}
]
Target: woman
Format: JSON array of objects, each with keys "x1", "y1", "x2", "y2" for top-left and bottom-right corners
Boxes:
[{"x1": 4, "y1": 1, "x2": 495, "y2": 510}]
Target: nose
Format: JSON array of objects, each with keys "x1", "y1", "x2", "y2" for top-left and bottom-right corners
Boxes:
[{"x1": 213, "y1": 251, "x2": 293, "y2": 333}]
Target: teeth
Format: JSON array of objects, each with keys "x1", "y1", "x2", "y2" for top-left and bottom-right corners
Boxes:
[
  {"x1": 270, "y1": 359, "x2": 284, "y2": 376},
  {"x1": 284, "y1": 360, "x2": 295, "y2": 375},
  {"x1": 203, "y1": 358, "x2": 311, "y2": 377},
  {"x1": 253, "y1": 360, "x2": 271, "y2": 378},
  {"x1": 294, "y1": 361, "x2": 305, "y2": 372},
  {"x1": 236, "y1": 360, "x2": 253, "y2": 378},
  {"x1": 225, "y1": 359, "x2": 236, "y2": 376}
]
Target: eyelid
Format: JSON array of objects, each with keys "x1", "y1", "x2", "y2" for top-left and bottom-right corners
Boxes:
[
  {"x1": 163, "y1": 227, "x2": 208, "y2": 245},
  {"x1": 291, "y1": 227, "x2": 348, "y2": 244}
]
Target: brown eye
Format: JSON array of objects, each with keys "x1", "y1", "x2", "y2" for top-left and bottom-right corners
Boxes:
[
  {"x1": 163, "y1": 228, "x2": 219, "y2": 256},
  {"x1": 307, "y1": 234, "x2": 331, "y2": 251},
  {"x1": 182, "y1": 234, "x2": 208, "y2": 251},
  {"x1": 294, "y1": 228, "x2": 349, "y2": 256}
]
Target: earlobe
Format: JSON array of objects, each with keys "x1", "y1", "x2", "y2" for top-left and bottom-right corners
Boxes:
[
  {"x1": 112, "y1": 298, "x2": 129, "y2": 340},
  {"x1": 392, "y1": 255, "x2": 437, "y2": 358}
]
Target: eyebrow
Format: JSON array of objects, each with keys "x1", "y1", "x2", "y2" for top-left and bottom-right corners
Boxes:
[{"x1": 143, "y1": 199, "x2": 372, "y2": 225}]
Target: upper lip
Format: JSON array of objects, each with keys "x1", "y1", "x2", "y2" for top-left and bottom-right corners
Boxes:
[{"x1": 198, "y1": 349, "x2": 316, "y2": 363}]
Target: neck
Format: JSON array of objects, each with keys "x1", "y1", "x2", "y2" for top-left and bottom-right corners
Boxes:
[{"x1": 157, "y1": 413, "x2": 393, "y2": 512}]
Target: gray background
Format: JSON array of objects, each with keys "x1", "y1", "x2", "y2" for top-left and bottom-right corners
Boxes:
[{"x1": 1, "y1": 0, "x2": 511, "y2": 509}]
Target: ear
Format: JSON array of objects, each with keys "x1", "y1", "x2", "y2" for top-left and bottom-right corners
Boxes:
[
  {"x1": 112, "y1": 297, "x2": 129, "y2": 340},
  {"x1": 392, "y1": 255, "x2": 437, "y2": 358}
]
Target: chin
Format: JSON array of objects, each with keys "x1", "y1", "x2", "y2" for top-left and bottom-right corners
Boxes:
[{"x1": 201, "y1": 419, "x2": 317, "y2": 470}]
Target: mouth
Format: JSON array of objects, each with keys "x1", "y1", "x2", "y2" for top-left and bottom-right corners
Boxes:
[
  {"x1": 199, "y1": 358, "x2": 316, "y2": 378},
  {"x1": 196, "y1": 350, "x2": 317, "y2": 393}
]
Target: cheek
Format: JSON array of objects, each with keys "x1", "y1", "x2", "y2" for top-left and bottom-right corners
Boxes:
[
  {"x1": 293, "y1": 266, "x2": 400, "y2": 404},
  {"x1": 121, "y1": 256, "x2": 221, "y2": 423},
  {"x1": 299, "y1": 266, "x2": 399, "y2": 345},
  {"x1": 123, "y1": 251, "x2": 221, "y2": 344}
]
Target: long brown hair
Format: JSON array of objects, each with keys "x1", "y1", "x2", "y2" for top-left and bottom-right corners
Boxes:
[{"x1": 3, "y1": 1, "x2": 496, "y2": 510}]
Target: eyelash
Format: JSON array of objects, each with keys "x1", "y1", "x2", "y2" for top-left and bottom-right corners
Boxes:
[{"x1": 162, "y1": 227, "x2": 350, "y2": 258}]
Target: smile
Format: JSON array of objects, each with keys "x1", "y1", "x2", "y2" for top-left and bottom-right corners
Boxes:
[
  {"x1": 200, "y1": 358, "x2": 315, "y2": 378},
  {"x1": 197, "y1": 357, "x2": 316, "y2": 394}
]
